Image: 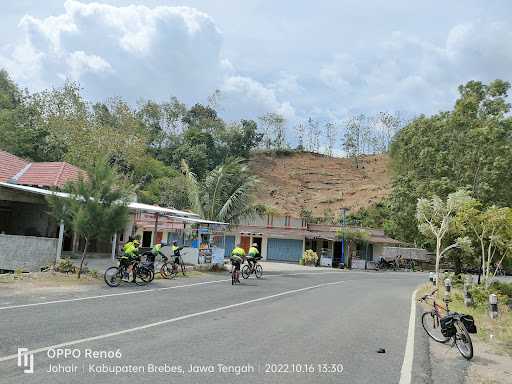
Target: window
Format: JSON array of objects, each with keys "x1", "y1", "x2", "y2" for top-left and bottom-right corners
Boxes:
[{"x1": 284, "y1": 216, "x2": 291, "y2": 227}]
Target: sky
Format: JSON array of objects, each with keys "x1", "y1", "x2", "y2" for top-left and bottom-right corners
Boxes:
[{"x1": 1, "y1": 0, "x2": 511, "y2": 133}]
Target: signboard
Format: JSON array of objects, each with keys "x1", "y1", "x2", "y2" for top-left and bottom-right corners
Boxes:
[{"x1": 212, "y1": 247, "x2": 225, "y2": 264}]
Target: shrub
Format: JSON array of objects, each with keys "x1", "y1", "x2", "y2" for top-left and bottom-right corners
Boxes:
[
  {"x1": 88, "y1": 269, "x2": 98, "y2": 278},
  {"x1": 469, "y1": 284, "x2": 510, "y2": 308},
  {"x1": 490, "y1": 281, "x2": 512, "y2": 298},
  {"x1": 303, "y1": 250, "x2": 318, "y2": 266},
  {"x1": 56, "y1": 258, "x2": 76, "y2": 274},
  {"x1": 299, "y1": 257, "x2": 305, "y2": 266}
]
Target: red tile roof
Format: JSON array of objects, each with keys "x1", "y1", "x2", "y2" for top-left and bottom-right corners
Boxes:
[
  {"x1": 0, "y1": 150, "x2": 84, "y2": 188},
  {"x1": 0, "y1": 150, "x2": 29, "y2": 182}
]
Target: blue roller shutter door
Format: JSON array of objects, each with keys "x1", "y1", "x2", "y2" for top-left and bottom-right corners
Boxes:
[
  {"x1": 267, "y1": 238, "x2": 303, "y2": 262},
  {"x1": 224, "y1": 236, "x2": 235, "y2": 257}
]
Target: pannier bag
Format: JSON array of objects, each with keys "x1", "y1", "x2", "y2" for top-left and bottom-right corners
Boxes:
[
  {"x1": 460, "y1": 314, "x2": 477, "y2": 334},
  {"x1": 440, "y1": 315, "x2": 457, "y2": 338}
]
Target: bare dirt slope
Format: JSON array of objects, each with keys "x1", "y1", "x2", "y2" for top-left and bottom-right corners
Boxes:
[{"x1": 250, "y1": 152, "x2": 391, "y2": 216}]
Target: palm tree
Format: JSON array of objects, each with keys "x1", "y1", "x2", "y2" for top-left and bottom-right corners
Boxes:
[{"x1": 182, "y1": 158, "x2": 258, "y2": 224}]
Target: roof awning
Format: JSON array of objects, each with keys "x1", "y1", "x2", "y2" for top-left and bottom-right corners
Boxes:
[
  {"x1": 129, "y1": 202, "x2": 198, "y2": 218},
  {"x1": 0, "y1": 182, "x2": 225, "y2": 225}
]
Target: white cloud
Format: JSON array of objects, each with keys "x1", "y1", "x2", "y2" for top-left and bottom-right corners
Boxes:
[
  {"x1": 312, "y1": 20, "x2": 512, "y2": 118},
  {"x1": 0, "y1": 0, "x2": 295, "y2": 123},
  {"x1": 65, "y1": 51, "x2": 112, "y2": 80},
  {"x1": 221, "y1": 75, "x2": 295, "y2": 120},
  {"x1": 0, "y1": 2, "x2": 510, "y2": 139}
]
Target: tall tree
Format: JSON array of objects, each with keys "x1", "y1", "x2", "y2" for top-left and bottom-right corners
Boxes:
[
  {"x1": 47, "y1": 160, "x2": 132, "y2": 278},
  {"x1": 324, "y1": 121, "x2": 336, "y2": 156},
  {"x1": 258, "y1": 112, "x2": 287, "y2": 150},
  {"x1": 388, "y1": 80, "x2": 512, "y2": 244},
  {"x1": 343, "y1": 115, "x2": 364, "y2": 168}
]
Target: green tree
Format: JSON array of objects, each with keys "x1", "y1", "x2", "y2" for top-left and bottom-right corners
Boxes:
[
  {"x1": 47, "y1": 160, "x2": 132, "y2": 278},
  {"x1": 388, "y1": 80, "x2": 512, "y2": 244},
  {"x1": 457, "y1": 201, "x2": 512, "y2": 287},
  {"x1": 258, "y1": 112, "x2": 287, "y2": 150},
  {"x1": 416, "y1": 190, "x2": 472, "y2": 287},
  {"x1": 182, "y1": 158, "x2": 258, "y2": 223}
]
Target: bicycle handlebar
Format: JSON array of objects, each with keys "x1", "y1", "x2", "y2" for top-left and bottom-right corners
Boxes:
[{"x1": 418, "y1": 288, "x2": 438, "y2": 302}]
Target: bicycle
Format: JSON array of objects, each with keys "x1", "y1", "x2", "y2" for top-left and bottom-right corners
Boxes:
[
  {"x1": 104, "y1": 257, "x2": 153, "y2": 287},
  {"x1": 418, "y1": 288, "x2": 476, "y2": 360},
  {"x1": 160, "y1": 253, "x2": 186, "y2": 279},
  {"x1": 230, "y1": 258, "x2": 242, "y2": 285},
  {"x1": 375, "y1": 258, "x2": 393, "y2": 271},
  {"x1": 241, "y1": 258, "x2": 263, "y2": 279}
]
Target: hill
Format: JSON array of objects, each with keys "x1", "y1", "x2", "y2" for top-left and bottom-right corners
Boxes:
[{"x1": 249, "y1": 152, "x2": 391, "y2": 217}]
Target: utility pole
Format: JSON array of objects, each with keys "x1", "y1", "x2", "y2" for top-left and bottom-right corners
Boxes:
[{"x1": 340, "y1": 207, "x2": 349, "y2": 268}]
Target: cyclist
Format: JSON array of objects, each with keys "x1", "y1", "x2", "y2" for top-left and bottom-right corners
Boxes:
[
  {"x1": 230, "y1": 244, "x2": 245, "y2": 283},
  {"x1": 247, "y1": 243, "x2": 260, "y2": 271},
  {"x1": 149, "y1": 240, "x2": 167, "y2": 261},
  {"x1": 121, "y1": 238, "x2": 141, "y2": 281},
  {"x1": 172, "y1": 240, "x2": 184, "y2": 264}
]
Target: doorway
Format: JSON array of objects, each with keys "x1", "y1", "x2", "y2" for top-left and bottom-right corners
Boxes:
[
  {"x1": 333, "y1": 241, "x2": 343, "y2": 267},
  {"x1": 251, "y1": 237, "x2": 262, "y2": 254},
  {"x1": 240, "y1": 236, "x2": 250, "y2": 253},
  {"x1": 142, "y1": 231, "x2": 152, "y2": 247}
]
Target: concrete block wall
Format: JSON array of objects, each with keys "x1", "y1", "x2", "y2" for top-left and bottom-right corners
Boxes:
[{"x1": 0, "y1": 234, "x2": 57, "y2": 272}]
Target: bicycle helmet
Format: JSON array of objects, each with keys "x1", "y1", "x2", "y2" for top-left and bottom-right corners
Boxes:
[{"x1": 133, "y1": 239, "x2": 140, "y2": 246}]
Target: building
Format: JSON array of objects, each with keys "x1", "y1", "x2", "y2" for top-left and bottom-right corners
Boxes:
[
  {"x1": 225, "y1": 214, "x2": 426, "y2": 268},
  {"x1": 0, "y1": 150, "x2": 227, "y2": 271}
]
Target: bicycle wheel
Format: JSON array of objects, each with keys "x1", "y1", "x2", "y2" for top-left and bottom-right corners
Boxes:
[
  {"x1": 160, "y1": 262, "x2": 177, "y2": 279},
  {"x1": 241, "y1": 265, "x2": 251, "y2": 279},
  {"x1": 231, "y1": 268, "x2": 235, "y2": 285},
  {"x1": 104, "y1": 266, "x2": 122, "y2": 287},
  {"x1": 421, "y1": 311, "x2": 450, "y2": 343},
  {"x1": 135, "y1": 266, "x2": 152, "y2": 286},
  {"x1": 454, "y1": 320, "x2": 473, "y2": 360},
  {"x1": 255, "y1": 264, "x2": 263, "y2": 278}
]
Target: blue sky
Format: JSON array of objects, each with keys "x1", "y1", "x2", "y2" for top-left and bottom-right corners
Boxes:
[{"x1": 1, "y1": 0, "x2": 511, "y2": 133}]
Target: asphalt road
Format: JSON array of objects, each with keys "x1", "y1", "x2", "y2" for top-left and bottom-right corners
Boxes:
[{"x1": 0, "y1": 270, "x2": 426, "y2": 384}]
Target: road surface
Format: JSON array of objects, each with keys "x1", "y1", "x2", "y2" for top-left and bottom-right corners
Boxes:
[{"x1": 0, "y1": 269, "x2": 426, "y2": 383}]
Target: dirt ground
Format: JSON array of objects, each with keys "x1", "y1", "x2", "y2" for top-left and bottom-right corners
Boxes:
[
  {"x1": 0, "y1": 272, "x2": 101, "y2": 298},
  {"x1": 250, "y1": 151, "x2": 391, "y2": 216},
  {"x1": 465, "y1": 339, "x2": 512, "y2": 384}
]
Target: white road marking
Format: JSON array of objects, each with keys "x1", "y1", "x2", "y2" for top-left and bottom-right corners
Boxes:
[
  {"x1": 0, "y1": 280, "x2": 345, "y2": 363},
  {"x1": 399, "y1": 288, "x2": 418, "y2": 384},
  {"x1": 0, "y1": 271, "x2": 345, "y2": 311},
  {"x1": 0, "y1": 279, "x2": 229, "y2": 311}
]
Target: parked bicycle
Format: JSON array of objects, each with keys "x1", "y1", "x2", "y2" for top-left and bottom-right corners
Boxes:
[
  {"x1": 160, "y1": 250, "x2": 187, "y2": 279},
  {"x1": 241, "y1": 259, "x2": 263, "y2": 279},
  {"x1": 418, "y1": 288, "x2": 476, "y2": 360},
  {"x1": 375, "y1": 257, "x2": 393, "y2": 271},
  {"x1": 104, "y1": 256, "x2": 153, "y2": 287}
]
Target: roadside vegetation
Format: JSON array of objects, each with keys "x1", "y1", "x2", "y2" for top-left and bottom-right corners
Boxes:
[{"x1": 419, "y1": 278, "x2": 512, "y2": 355}]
